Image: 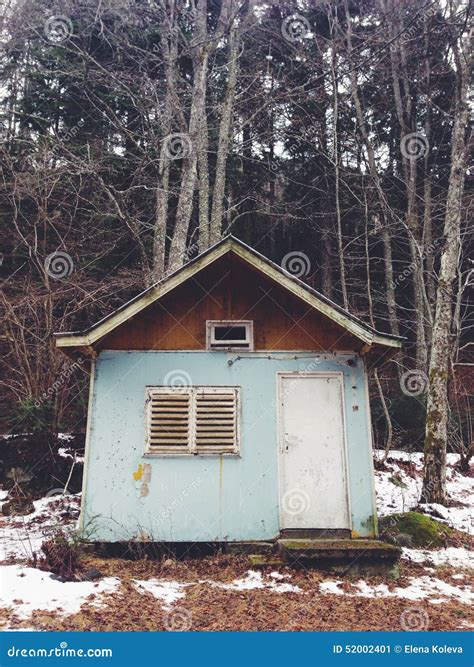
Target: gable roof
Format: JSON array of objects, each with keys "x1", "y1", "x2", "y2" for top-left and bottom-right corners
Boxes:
[{"x1": 54, "y1": 235, "x2": 403, "y2": 355}]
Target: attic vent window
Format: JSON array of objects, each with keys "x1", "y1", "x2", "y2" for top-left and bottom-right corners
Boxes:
[
  {"x1": 207, "y1": 320, "x2": 253, "y2": 350},
  {"x1": 146, "y1": 387, "x2": 240, "y2": 456}
]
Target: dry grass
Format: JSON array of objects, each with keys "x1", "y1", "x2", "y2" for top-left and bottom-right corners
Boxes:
[{"x1": 2, "y1": 554, "x2": 473, "y2": 632}]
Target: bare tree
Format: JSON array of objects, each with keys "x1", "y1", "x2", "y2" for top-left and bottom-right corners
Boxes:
[
  {"x1": 421, "y1": 7, "x2": 470, "y2": 503},
  {"x1": 209, "y1": 1, "x2": 255, "y2": 246}
]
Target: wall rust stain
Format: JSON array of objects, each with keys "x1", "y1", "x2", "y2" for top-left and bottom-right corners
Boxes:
[{"x1": 142, "y1": 463, "x2": 151, "y2": 483}]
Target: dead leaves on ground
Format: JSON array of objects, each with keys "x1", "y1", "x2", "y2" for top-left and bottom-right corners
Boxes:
[{"x1": 3, "y1": 554, "x2": 472, "y2": 632}]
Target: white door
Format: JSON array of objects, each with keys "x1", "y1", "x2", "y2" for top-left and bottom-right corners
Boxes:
[{"x1": 278, "y1": 373, "x2": 350, "y2": 530}]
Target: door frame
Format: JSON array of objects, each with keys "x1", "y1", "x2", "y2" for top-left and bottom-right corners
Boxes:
[{"x1": 276, "y1": 371, "x2": 352, "y2": 531}]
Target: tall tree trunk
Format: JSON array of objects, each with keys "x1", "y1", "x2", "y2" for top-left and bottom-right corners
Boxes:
[
  {"x1": 168, "y1": 0, "x2": 246, "y2": 263},
  {"x1": 345, "y1": 1, "x2": 399, "y2": 339},
  {"x1": 386, "y1": 2, "x2": 429, "y2": 369},
  {"x1": 329, "y1": 9, "x2": 348, "y2": 309},
  {"x1": 421, "y1": 26, "x2": 469, "y2": 504},
  {"x1": 381, "y1": 220, "x2": 400, "y2": 340},
  {"x1": 152, "y1": 3, "x2": 181, "y2": 282},
  {"x1": 168, "y1": 0, "x2": 209, "y2": 269},
  {"x1": 197, "y1": 111, "x2": 210, "y2": 252},
  {"x1": 422, "y1": 16, "x2": 436, "y2": 313},
  {"x1": 209, "y1": 0, "x2": 254, "y2": 246},
  {"x1": 319, "y1": 115, "x2": 333, "y2": 298},
  {"x1": 209, "y1": 17, "x2": 240, "y2": 246},
  {"x1": 364, "y1": 190, "x2": 393, "y2": 459}
]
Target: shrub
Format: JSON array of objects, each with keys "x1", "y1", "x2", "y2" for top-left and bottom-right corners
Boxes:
[{"x1": 39, "y1": 530, "x2": 82, "y2": 580}]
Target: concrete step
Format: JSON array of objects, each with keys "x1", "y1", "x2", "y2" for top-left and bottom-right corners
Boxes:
[
  {"x1": 226, "y1": 541, "x2": 275, "y2": 556},
  {"x1": 276, "y1": 538, "x2": 401, "y2": 576},
  {"x1": 248, "y1": 554, "x2": 287, "y2": 568}
]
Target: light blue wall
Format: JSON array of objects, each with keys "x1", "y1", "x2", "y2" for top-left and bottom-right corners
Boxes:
[{"x1": 81, "y1": 351, "x2": 377, "y2": 542}]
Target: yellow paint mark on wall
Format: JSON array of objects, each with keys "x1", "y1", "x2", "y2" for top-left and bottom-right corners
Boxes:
[
  {"x1": 133, "y1": 464, "x2": 143, "y2": 481},
  {"x1": 134, "y1": 463, "x2": 151, "y2": 496}
]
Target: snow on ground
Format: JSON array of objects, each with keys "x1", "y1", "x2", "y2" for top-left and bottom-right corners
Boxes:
[
  {"x1": 2, "y1": 563, "x2": 472, "y2": 629},
  {"x1": 133, "y1": 571, "x2": 302, "y2": 606},
  {"x1": 319, "y1": 576, "x2": 474, "y2": 604},
  {"x1": 212, "y1": 570, "x2": 302, "y2": 594},
  {"x1": 375, "y1": 451, "x2": 473, "y2": 571},
  {"x1": 132, "y1": 579, "x2": 189, "y2": 609},
  {"x1": 402, "y1": 547, "x2": 473, "y2": 569},
  {"x1": 0, "y1": 494, "x2": 80, "y2": 562},
  {"x1": 0, "y1": 567, "x2": 303, "y2": 628},
  {"x1": 374, "y1": 450, "x2": 473, "y2": 534},
  {"x1": 0, "y1": 565, "x2": 119, "y2": 621}
]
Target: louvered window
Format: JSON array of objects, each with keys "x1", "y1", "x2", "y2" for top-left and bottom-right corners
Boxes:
[
  {"x1": 146, "y1": 387, "x2": 240, "y2": 455},
  {"x1": 194, "y1": 389, "x2": 238, "y2": 454},
  {"x1": 147, "y1": 390, "x2": 191, "y2": 452}
]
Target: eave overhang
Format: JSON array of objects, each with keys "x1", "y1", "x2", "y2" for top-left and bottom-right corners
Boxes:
[{"x1": 55, "y1": 236, "x2": 403, "y2": 362}]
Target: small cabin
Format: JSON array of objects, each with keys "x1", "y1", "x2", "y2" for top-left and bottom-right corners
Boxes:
[{"x1": 55, "y1": 236, "x2": 402, "y2": 545}]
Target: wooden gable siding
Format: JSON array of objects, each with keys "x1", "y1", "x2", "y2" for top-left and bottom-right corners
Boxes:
[{"x1": 98, "y1": 254, "x2": 361, "y2": 352}]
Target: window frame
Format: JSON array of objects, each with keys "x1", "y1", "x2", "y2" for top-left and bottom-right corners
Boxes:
[
  {"x1": 145, "y1": 385, "x2": 241, "y2": 457},
  {"x1": 206, "y1": 320, "x2": 254, "y2": 351}
]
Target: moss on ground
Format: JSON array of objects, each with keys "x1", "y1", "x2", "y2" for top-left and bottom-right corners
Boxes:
[{"x1": 379, "y1": 512, "x2": 452, "y2": 548}]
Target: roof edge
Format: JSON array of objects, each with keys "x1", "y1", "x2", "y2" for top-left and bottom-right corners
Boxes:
[{"x1": 55, "y1": 235, "x2": 404, "y2": 351}]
